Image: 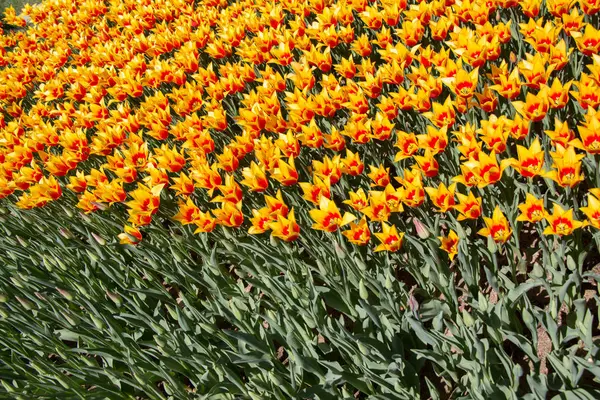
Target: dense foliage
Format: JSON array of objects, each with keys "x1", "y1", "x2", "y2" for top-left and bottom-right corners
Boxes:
[{"x1": 0, "y1": 0, "x2": 599, "y2": 398}]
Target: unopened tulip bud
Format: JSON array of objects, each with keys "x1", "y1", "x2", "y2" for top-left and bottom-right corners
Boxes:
[{"x1": 413, "y1": 218, "x2": 430, "y2": 239}]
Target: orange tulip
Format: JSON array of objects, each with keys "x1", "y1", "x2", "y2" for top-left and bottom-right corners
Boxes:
[
  {"x1": 269, "y1": 209, "x2": 301, "y2": 242},
  {"x1": 374, "y1": 223, "x2": 404, "y2": 252},
  {"x1": 439, "y1": 230, "x2": 459, "y2": 260},
  {"x1": 342, "y1": 217, "x2": 371, "y2": 246},
  {"x1": 517, "y1": 194, "x2": 547, "y2": 223},
  {"x1": 543, "y1": 204, "x2": 584, "y2": 236},
  {"x1": 309, "y1": 197, "x2": 356, "y2": 232},
  {"x1": 507, "y1": 138, "x2": 545, "y2": 178},
  {"x1": 478, "y1": 206, "x2": 512, "y2": 244},
  {"x1": 425, "y1": 183, "x2": 456, "y2": 213},
  {"x1": 454, "y1": 191, "x2": 482, "y2": 221}
]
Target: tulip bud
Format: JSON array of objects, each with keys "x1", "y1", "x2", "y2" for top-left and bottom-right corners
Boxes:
[
  {"x1": 334, "y1": 241, "x2": 347, "y2": 259},
  {"x1": 413, "y1": 218, "x2": 430, "y2": 239},
  {"x1": 531, "y1": 263, "x2": 544, "y2": 278},
  {"x1": 359, "y1": 279, "x2": 369, "y2": 300},
  {"x1": 16, "y1": 236, "x2": 28, "y2": 247},
  {"x1": 62, "y1": 205, "x2": 73, "y2": 218},
  {"x1": 151, "y1": 322, "x2": 165, "y2": 335},
  {"x1": 91, "y1": 315, "x2": 104, "y2": 329},
  {"x1": 166, "y1": 305, "x2": 178, "y2": 320},
  {"x1": 462, "y1": 309, "x2": 474, "y2": 326},
  {"x1": 522, "y1": 308, "x2": 534, "y2": 327},
  {"x1": 106, "y1": 291, "x2": 122, "y2": 306},
  {"x1": 230, "y1": 300, "x2": 243, "y2": 320},
  {"x1": 358, "y1": 341, "x2": 370, "y2": 356},
  {"x1": 91, "y1": 233, "x2": 106, "y2": 245},
  {"x1": 61, "y1": 311, "x2": 76, "y2": 326},
  {"x1": 10, "y1": 277, "x2": 24, "y2": 289},
  {"x1": 43, "y1": 256, "x2": 54, "y2": 272},
  {"x1": 385, "y1": 274, "x2": 393, "y2": 290},
  {"x1": 56, "y1": 288, "x2": 73, "y2": 301},
  {"x1": 16, "y1": 296, "x2": 34, "y2": 310},
  {"x1": 478, "y1": 292, "x2": 488, "y2": 312}
]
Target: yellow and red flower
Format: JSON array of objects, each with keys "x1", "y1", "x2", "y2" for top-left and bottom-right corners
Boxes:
[{"x1": 478, "y1": 206, "x2": 512, "y2": 244}]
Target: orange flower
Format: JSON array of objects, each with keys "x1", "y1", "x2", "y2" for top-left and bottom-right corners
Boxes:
[
  {"x1": 572, "y1": 116, "x2": 600, "y2": 154},
  {"x1": 212, "y1": 175, "x2": 243, "y2": 204},
  {"x1": 241, "y1": 162, "x2": 269, "y2": 192},
  {"x1": 269, "y1": 209, "x2": 300, "y2": 242},
  {"x1": 425, "y1": 183, "x2": 456, "y2": 213},
  {"x1": 193, "y1": 211, "x2": 217, "y2": 234},
  {"x1": 489, "y1": 67, "x2": 522, "y2": 100},
  {"x1": 275, "y1": 131, "x2": 300, "y2": 158},
  {"x1": 394, "y1": 130, "x2": 419, "y2": 161},
  {"x1": 170, "y1": 172, "x2": 195, "y2": 197},
  {"x1": 298, "y1": 119, "x2": 324, "y2": 148},
  {"x1": 572, "y1": 24, "x2": 600, "y2": 57},
  {"x1": 507, "y1": 138, "x2": 545, "y2": 178},
  {"x1": 343, "y1": 188, "x2": 369, "y2": 211},
  {"x1": 512, "y1": 89, "x2": 549, "y2": 122},
  {"x1": 374, "y1": 223, "x2": 404, "y2": 252},
  {"x1": 580, "y1": 192, "x2": 600, "y2": 229},
  {"x1": 442, "y1": 67, "x2": 479, "y2": 99},
  {"x1": 417, "y1": 126, "x2": 448, "y2": 155},
  {"x1": 478, "y1": 206, "x2": 512, "y2": 244},
  {"x1": 213, "y1": 201, "x2": 244, "y2": 228},
  {"x1": 309, "y1": 197, "x2": 356, "y2": 232},
  {"x1": 323, "y1": 126, "x2": 346, "y2": 151},
  {"x1": 396, "y1": 169, "x2": 426, "y2": 208},
  {"x1": 517, "y1": 194, "x2": 547, "y2": 223},
  {"x1": 544, "y1": 118, "x2": 574, "y2": 147},
  {"x1": 454, "y1": 151, "x2": 506, "y2": 188},
  {"x1": 342, "y1": 217, "x2": 371, "y2": 246},
  {"x1": 544, "y1": 78, "x2": 572, "y2": 109},
  {"x1": 341, "y1": 149, "x2": 364, "y2": 176},
  {"x1": 543, "y1": 204, "x2": 584, "y2": 236},
  {"x1": 67, "y1": 171, "x2": 87, "y2": 193},
  {"x1": 249, "y1": 208, "x2": 273, "y2": 235},
  {"x1": 362, "y1": 191, "x2": 392, "y2": 222},
  {"x1": 126, "y1": 183, "x2": 163, "y2": 217},
  {"x1": 423, "y1": 97, "x2": 456, "y2": 128},
  {"x1": 118, "y1": 226, "x2": 143, "y2": 245},
  {"x1": 414, "y1": 150, "x2": 439, "y2": 178},
  {"x1": 300, "y1": 176, "x2": 331, "y2": 205},
  {"x1": 368, "y1": 164, "x2": 390, "y2": 187},
  {"x1": 313, "y1": 156, "x2": 342, "y2": 185},
  {"x1": 215, "y1": 147, "x2": 239, "y2": 173},
  {"x1": 543, "y1": 145, "x2": 585, "y2": 188},
  {"x1": 438, "y1": 230, "x2": 459, "y2": 260},
  {"x1": 271, "y1": 158, "x2": 299, "y2": 186},
  {"x1": 454, "y1": 191, "x2": 482, "y2": 220},
  {"x1": 153, "y1": 144, "x2": 186, "y2": 173},
  {"x1": 173, "y1": 198, "x2": 201, "y2": 226},
  {"x1": 191, "y1": 163, "x2": 222, "y2": 196},
  {"x1": 383, "y1": 184, "x2": 404, "y2": 213}
]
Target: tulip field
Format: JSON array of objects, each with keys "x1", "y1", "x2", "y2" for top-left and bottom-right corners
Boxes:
[{"x1": 0, "y1": 0, "x2": 600, "y2": 397}]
